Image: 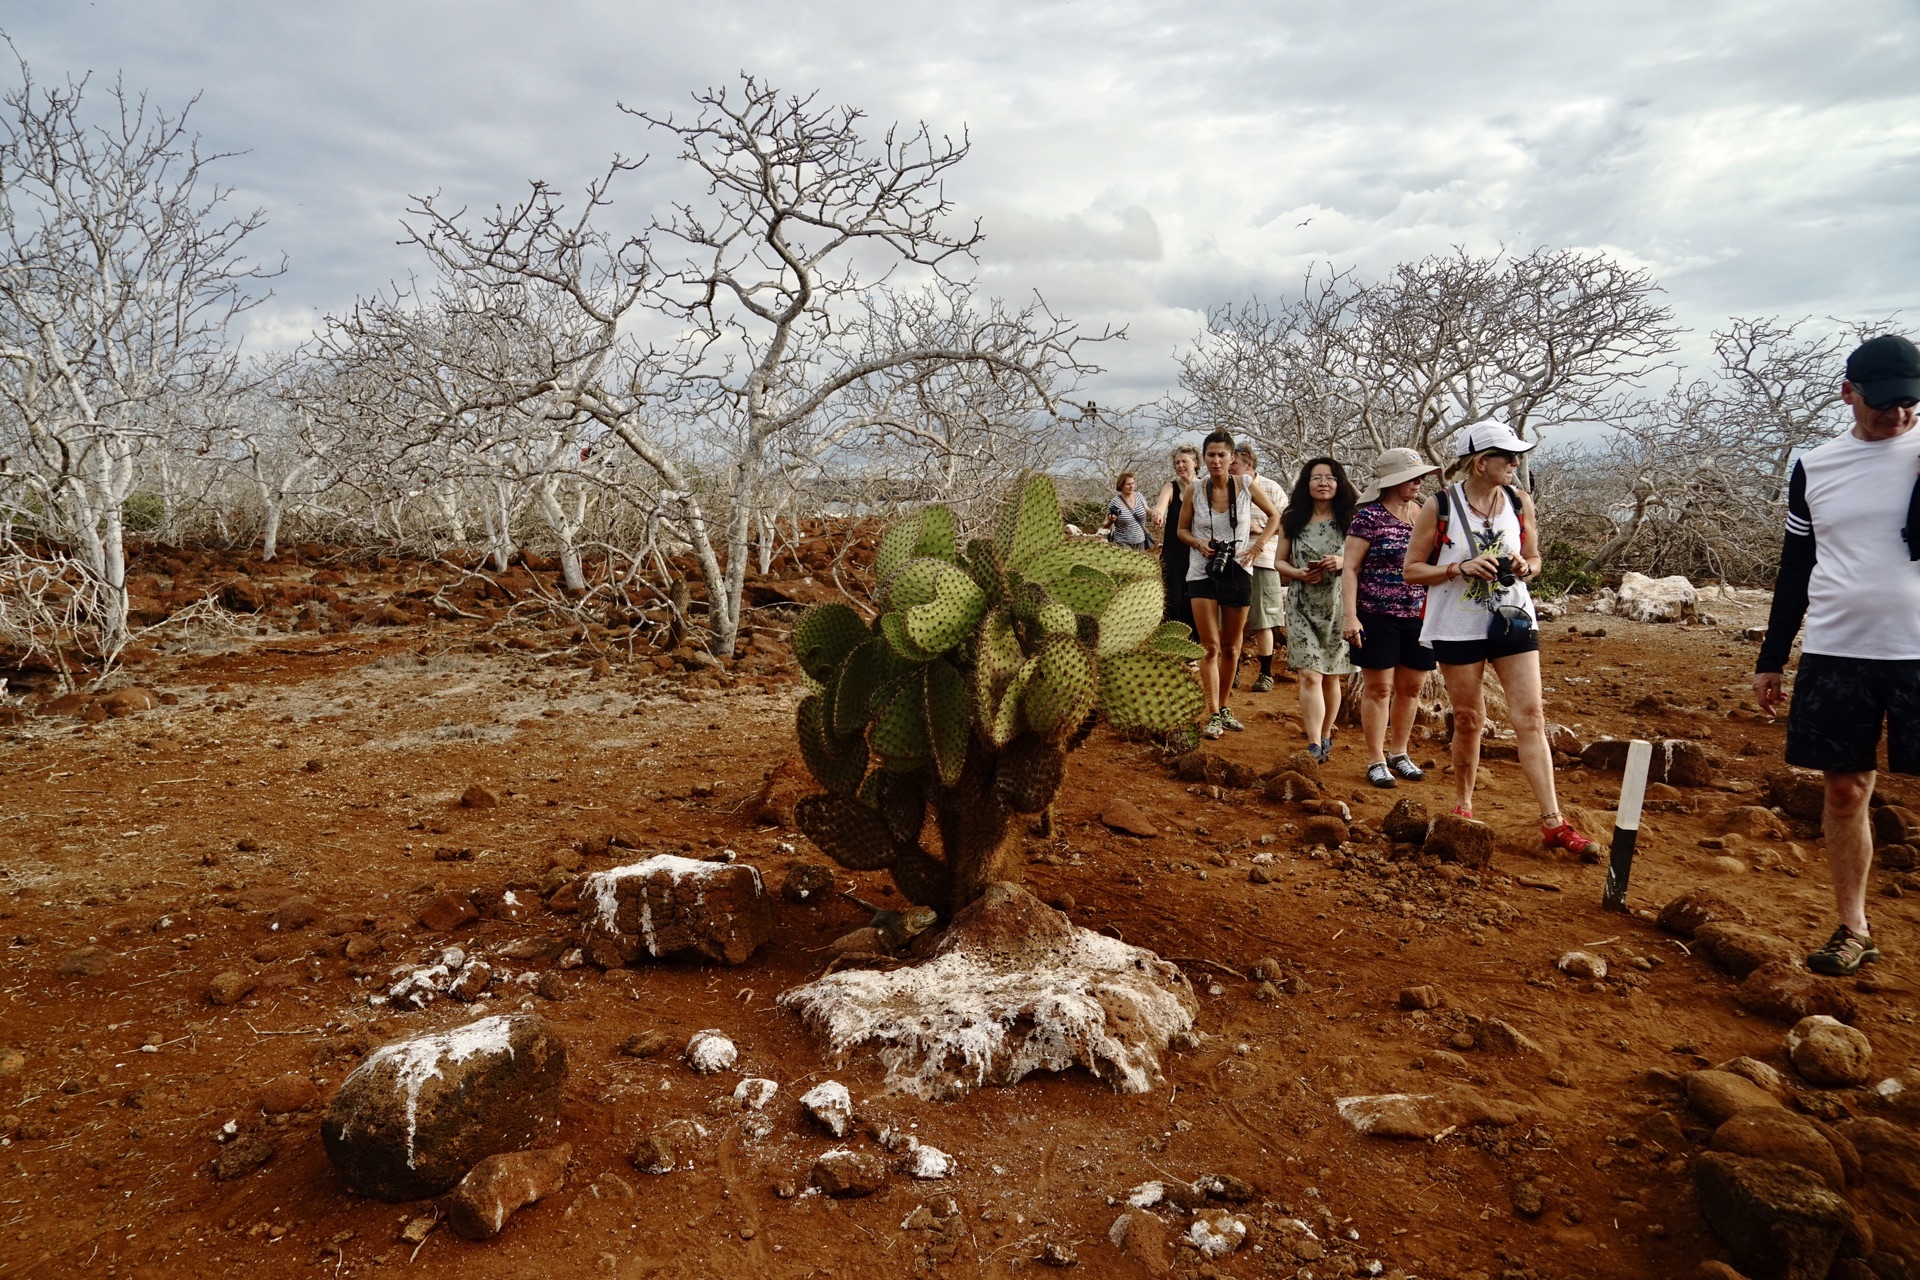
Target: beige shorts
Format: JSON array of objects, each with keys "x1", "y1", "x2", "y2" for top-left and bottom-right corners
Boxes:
[{"x1": 1247, "y1": 567, "x2": 1285, "y2": 630}]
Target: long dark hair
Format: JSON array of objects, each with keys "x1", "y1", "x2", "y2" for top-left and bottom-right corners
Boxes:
[{"x1": 1281, "y1": 456, "x2": 1358, "y2": 539}]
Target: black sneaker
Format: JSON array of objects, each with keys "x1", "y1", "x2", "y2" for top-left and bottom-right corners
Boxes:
[
  {"x1": 1807, "y1": 924, "x2": 1881, "y2": 977},
  {"x1": 1386, "y1": 752, "x2": 1425, "y2": 782}
]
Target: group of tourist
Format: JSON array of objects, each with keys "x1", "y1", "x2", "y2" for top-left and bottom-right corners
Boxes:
[
  {"x1": 1097, "y1": 332, "x2": 1920, "y2": 981},
  {"x1": 1112, "y1": 423, "x2": 1598, "y2": 860}
]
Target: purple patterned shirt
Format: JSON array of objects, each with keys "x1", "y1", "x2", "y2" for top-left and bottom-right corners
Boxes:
[{"x1": 1348, "y1": 501, "x2": 1427, "y2": 619}]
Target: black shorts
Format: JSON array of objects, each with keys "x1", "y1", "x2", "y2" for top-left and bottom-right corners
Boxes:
[
  {"x1": 1429, "y1": 632, "x2": 1541, "y2": 666},
  {"x1": 1785, "y1": 652, "x2": 1920, "y2": 775},
  {"x1": 1187, "y1": 572, "x2": 1252, "y2": 611},
  {"x1": 1351, "y1": 611, "x2": 1437, "y2": 672}
]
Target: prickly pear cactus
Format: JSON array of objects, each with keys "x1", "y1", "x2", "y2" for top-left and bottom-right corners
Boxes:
[{"x1": 789, "y1": 476, "x2": 1207, "y2": 916}]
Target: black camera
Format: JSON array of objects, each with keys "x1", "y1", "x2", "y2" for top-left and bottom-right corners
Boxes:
[
  {"x1": 1205, "y1": 538, "x2": 1235, "y2": 581},
  {"x1": 1495, "y1": 555, "x2": 1516, "y2": 587}
]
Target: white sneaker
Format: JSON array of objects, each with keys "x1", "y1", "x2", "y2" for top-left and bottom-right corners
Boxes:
[{"x1": 1202, "y1": 711, "x2": 1227, "y2": 739}]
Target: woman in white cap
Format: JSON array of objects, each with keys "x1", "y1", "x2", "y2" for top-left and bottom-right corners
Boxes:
[
  {"x1": 1340, "y1": 447, "x2": 1441, "y2": 789},
  {"x1": 1402, "y1": 425, "x2": 1598, "y2": 856}
]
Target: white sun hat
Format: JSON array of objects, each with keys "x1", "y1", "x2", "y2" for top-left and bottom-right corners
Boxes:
[{"x1": 1452, "y1": 424, "x2": 1537, "y2": 459}]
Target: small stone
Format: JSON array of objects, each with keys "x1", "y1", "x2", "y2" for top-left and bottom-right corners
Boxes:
[
  {"x1": 1187, "y1": 1209, "x2": 1248, "y2": 1258},
  {"x1": 619, "y1": 1030, "x2": 671, "y2": 1058},
  {"x1": 1100, "y1": 797, "x2": 1160, "y2": 838},
  {"x1": 631, "y1": 1131, "x2": 674, "y2": 1175},
  {"x1": 906, "y1": 1145, "x2": 954, "y2": 1179},
  {"x1": 268, "y1": 894, "x2": 317, "y2": 932},
  {"x1": 1658, "y1": 887, "x2": 1752, "y2": 937},
  {"x1": 685, "y1": 1030, "x2": 736, "y2": 1074},
  {"x1": 1398, "y1": 984, "x2": 1445, "y2": 1010},
  {"x1": 1194, "y1": 1172, "x2": 1257, "y2": 1202},
  {"x1": 1786, "y1": 1016, "x2": 1872, "y2": 1088},
  {"x1": 1381, "y1": 797, "x2": 1431, "y2": 844},
  {"x1": 207, "y1": 970, "x2": 257, "y2": 1006},
  {"x1": 1424, "y1": 812, "x2": 1495, "y2": 867},
  {"x1": 801, "y1": 1080, "x2": 853, "y2": 1138},
  {"x1": 56, "y1": 947, "x2": 110, "y2": 978},
  {"x1": 811, "y1": 1148, "x2": 885, "y2": 1197},
  {"x1": 1040, "y1": 1240, "x2": 1078, "y2": 1267},
  {"x1": 1686, "y1": 1070, "x2": 1788, "y2": 1125},
  {"x1": 1299, "y1": 815, "x2": 1349, "y2": 848},
  {"x1": 417, "y1": 891, "x2": 479, "y2": 933},
  {"x1": 732, "y1": 1078, "x2": 777, "y2": 1111},
  {"x1": 211, "y1": 1130, "x2": 276, "y2": 1180},
  {"x1": 0, "y1": 1048, "x2": 24, "y2": 1078},
  {"x1": 460, "y1": 785, "x2": 499, "y2": 809},
  {"x1": 1481, "y1": 1018, "x2": 1545, "y2": 1056},
  {"x1": 1557, "y1": 950, "x2": 1608, "y2": 980},
  {"x1": 258, "y1": 1073, "x2": 320, "y2": 1115},
  {"x1": 1511, "y1": 1181, "x2": 1546, "y2": 1217},
  {"x1": 1695, "y1": 923, "x2": 1801, "y2": 978},
  {"x1": 447, "y1": 959, "x2": 492, "y2": 1002},
  {"x1": 1737, "y1": 962, "x2": 1861, "y2": 1024},
  {"x1": 779, "y1": 863, "x2": 835, "y2": 903},
  {"x1": 398, "y1": 1216, "x2": 435, "y2": 1245},
  {"x1": 445, "y1": 1144, "x2": 571, "y2": 1240}
]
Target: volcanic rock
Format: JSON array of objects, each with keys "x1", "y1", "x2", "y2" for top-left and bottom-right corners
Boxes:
[
  {"x1": 1693, "y1": 1150, "x2": 1869, "y2": 1280},
  {"x1": 779, "y1": 863, "x2": 835, "y2": 904},
  {"x1": 207, "y1": 970, "x2": 257, "y2": 1006},
  {"x1": 1695, "y1": 923, "x2": 1801, "y2": 978},
  {"x1": 1381, "y1": 798, "x2": 1430, "y2": 844},
  {"x1": 445, "y1": 1145, "x2": 571, "y2": 1240},
  {"x1": 811, "y1": 1148, "x2": 885, "y2": 1197},
  {"x1": 320, "y1": 1012, "x2": 567, "y2": 1201},
  {"x1": 578, "y1": 855, "x2": 773, "y2": 967},
  {"x1": 1726, "y1": 806, "x2": 1792, "y2": 841},
  {"x1": 1713, "y1": 1110, "x2": 1849, "y2": 1190},
  {"x1": 1334, "y1": 1087, "x2": 1521, "y2": 1139},
  {"x1": 1766, "y1": 771, "x2": 1827, "y2": 823},
  {"x1": 459, "y1": 784, "x2": 499, "y2": 809},
  {"x1": 417, "y1": 891, "x2": 479, "y2": 933},
  {"x1": 259, "y1": 1073, "x2": 320, "y2": 1115},
  {"x1": 1100, "y1": 797, "x2": 1160, "y2": 838},
  {"x1": 1262, "y1": 770, "x2": 1321, "y2": 804},
  {"x1": 1299, "y1": 815, "x2": 1348, "y2": 848},
  {"x1": 801, "y1": 1080, "x2": 853, "y2": 1138},
  {"x1": 1737, "y1": 963, "x2": 1861, "y2": 1024},
  {"x1": 1787, "y1": 1016, "x2": 1873, "y2": 1087},
  {"x1": 684, "y1": 1030, "x2": 736, "y2": 1074},
  {"x1": 1613, "y1": 572, "x2": 1698, "y2": 623},
  {"x1": 1686, "y1": 1070, "x2": 1788, "y2": 1124},
  {"x1": 1659, "y1": 887, "x2": 1752, "y2": 937},
  {"x1": 1424, "y1": 812, "x2": 1494, "y2": 867}
]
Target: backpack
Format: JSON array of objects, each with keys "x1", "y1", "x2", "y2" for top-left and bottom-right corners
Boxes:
[{"x1": 1429, "y1": 483, "x2": 1524, "y2": 563}]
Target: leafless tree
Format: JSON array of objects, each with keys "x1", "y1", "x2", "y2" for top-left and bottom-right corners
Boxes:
[
  {"x1": 0, "y1": 45, "x2": 276, "y2": 648},
  {"x1": 394, "y1": 74, "x2": 1107, "y2": 656}
]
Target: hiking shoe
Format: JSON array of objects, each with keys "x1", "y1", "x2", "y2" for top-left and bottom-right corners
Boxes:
[
  {"x1": 1219, "y1": 706, "x2": 1246, "y2": 732},
  {"x1": 1541, "y1": 820, "x2": 1599, "y2": 858},
  {"x1": 1202, "y1": 711, "x2": 1227, "y2": 740},
  {"x1": 1307, "y1": 740, "x2": 1329, "y2": 765},
  {"x1": 1252, "y1": 673, "x2": 1275, "y2": 693},
  {"x1": 1807, "y1": 924, "x2": 1881, "y2": 976},
  {"x1": 1366, "y1": 762, "x2": 1397, "y2": 789},
  {"x1": 1386, "y1": 752, "x2": 1425, "y2": 782}
]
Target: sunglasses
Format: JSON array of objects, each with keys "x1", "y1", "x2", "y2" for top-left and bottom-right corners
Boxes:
[
  {"x1": 1483, "y1": 450, "x2": 1520, "y2": 464},
  {"x1": 1868, "y1": 395, "x2": 1920, "y2": 412}
]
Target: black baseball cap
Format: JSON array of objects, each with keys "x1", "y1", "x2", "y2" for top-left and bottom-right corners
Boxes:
[{"x1": 1845, "y1": 334, "x2": 1920, "y2": 409}]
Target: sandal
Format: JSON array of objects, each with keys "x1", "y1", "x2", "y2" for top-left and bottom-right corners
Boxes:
[
  {"x1": 1541, "y1": 820, "x2": 1598, "y2": 858},
  {"x1": 1366, "y1": 762, "x2": 1396, "y2": 789},
  {"x1": 1450, "y1": 804, "x2": 1474, "y2": 820},
  {"x1": 1386, "y1": 752, "x2": 1424, "y2": 782},
  {"x1": 1807, "y1": 924, "x2": 1881, "y2": 977}
]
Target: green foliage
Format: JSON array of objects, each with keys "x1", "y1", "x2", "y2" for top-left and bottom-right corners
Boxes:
[
  {"x1": 121, "y1": 491, "x2": 165, "y2": 534},
  {"x1": 787, "y1": 474, "x2": 1207, "y2": 913},
  {"x1": 1533, "y1": 540, "x2": 1601, "y2": 600}
]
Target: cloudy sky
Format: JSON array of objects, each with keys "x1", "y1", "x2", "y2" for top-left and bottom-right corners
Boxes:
[{"x1": 6, "y1": 0, "x2": 1917, "y2": 407}]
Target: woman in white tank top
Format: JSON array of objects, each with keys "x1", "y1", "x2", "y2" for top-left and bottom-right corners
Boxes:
[
  {"x1": 1176, "y1": 430, "x2": 1280, "y2": 739},
  {"x1": 1402, "y1": 424, "x2": 1597, "y2": 857}
]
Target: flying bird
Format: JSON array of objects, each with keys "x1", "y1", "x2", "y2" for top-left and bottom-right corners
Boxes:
[{"x1": 1296, "y1": 217, "x2": 1314, "y2": 228}]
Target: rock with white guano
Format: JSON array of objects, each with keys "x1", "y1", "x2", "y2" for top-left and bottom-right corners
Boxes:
[
  {"x1": 320, "y1": 1012, "x2": 566, "y2": 1201},
  {"x1": 684, "y1": 1030, "x2": 736, "y2": 1074},
  {"x1": 905, "y1": 1144, "x2": 953, "y2": 1179},
  {"x1": 578, "y1": 855, "x2": 774, "y2": 968},
  {"x1": 1557, "y1": 950, "x2": 1607, "y2": 980},
  {"x1": 800, "y1": 1080, "x2": 853, "y2": 1137},
  {"x1": 778, "y1": 882, "x2": 1197, "y2": 1101},
  {"x1": 1611, "y1": 572, "x2": 1699, "y2": 623},
  {"x1": 732, "y1": 1077, "x2": 777, "y2": 1110}
]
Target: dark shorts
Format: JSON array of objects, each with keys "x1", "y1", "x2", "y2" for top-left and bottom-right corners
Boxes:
[
  {"x1": 1785, "y1": 652, "x2": 1920, "y2": 775},
  {"x1": 1187, "y1": 572, "x2": 1252, "y2": 611},
  {"x1": 1429, "y1": 632, "x2": 1541, "y2": 666},
  {"x1": 1351, "y1": 611, "x2": 1437, "y2": 672}
]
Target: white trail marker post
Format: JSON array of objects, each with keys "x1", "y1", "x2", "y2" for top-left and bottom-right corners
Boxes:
[{"x1": 1603, "y1": 739, "x2": 1654, "y2": 911}]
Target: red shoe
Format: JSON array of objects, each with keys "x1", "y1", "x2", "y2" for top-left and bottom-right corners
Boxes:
[
  {"x1": 1542, "y1": 820, "x2": 1598, "y2": 858},
  {"x1": 1450, "y1": 804, "x2": 1474, "y2": 820}
]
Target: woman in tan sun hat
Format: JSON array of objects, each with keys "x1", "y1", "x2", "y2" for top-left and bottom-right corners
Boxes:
[{"x1": 1340, "y1": 447, "x2": 1441, "y2": 790}]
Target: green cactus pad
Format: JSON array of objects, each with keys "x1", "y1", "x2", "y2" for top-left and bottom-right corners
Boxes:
[
  {"x1": 871, "y1": 669, "x2": 932, "y2": 765},
  {"x1": 903, "y1": 564, "x2": 988, "y2": 657},
  {"x1": 1047, "y1": 565, "x2": 1116, "y2": 616},
  {"x1": 1095, "y1": 575, "x2": 1166, "y2": 656},
  {"x1": 963, "y1": 538, "x2": 1010, "y2": 606},
  {"x1": 1097, "y1": 650, "x2": 1207, "y2": 732},
  {"x1": 1147, "y1": 620, "x2": 1207, "y2": 661},
  {"x1": 795, "y1": 793, "x2": 898, "y2": 871},
  {"x1": 1036, "y1": 599, "x2": 1078, "y2": 636},
  {"x1": 1022, "y1": 636, "x2": 1099, "y2": 740},
  {"x1": 875, "y1": 510, "x2": 930, "y2": 586},
  {"x1": 996, "y1": 474, "x2": 1064, "y2": 573},
  {"x1": 1026, "y1": 538, "x2": 1159, "y2": 586},
  {"x1": 995, "y1": 734, "x2": 1067, "y2": 813},
  {"x1": 914, "y1": 505, "x2": 958, "y2": 562},
  {"x1": 797, "y1": 694, "x2": 868, "y2": 796},
  {"x1": 882, "y1": 556, "x2": 951, "y2": 612},
  {"x1": 876, "y1": 771, "x2": 928, "y2": 849},
  {"x1": 889, "y1": 847, "x2": 953, "y2": 914},
  {"x1": 832, "y1": 636, "x2": 902, "y2": 737},
  {"x1": 990, "y1": 651, "x2": 1041, "y2": 747},
  {"x1": 970, "y1": 607, "x2": 1026, "y2": 727},
  {"x1": 879, "y1": 610, "x2": 938, "y2": 663},
  {"x1": 923, "y1": 658, "x2": 970, "y2": 787},
  {"x1": 792, "y1": 602, "x2": 869, "y2": 682}
]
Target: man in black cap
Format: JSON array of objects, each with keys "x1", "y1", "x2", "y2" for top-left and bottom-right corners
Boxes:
[{"x1": 1754, "y1": 333, "x2": 1920, "y2": 975}]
